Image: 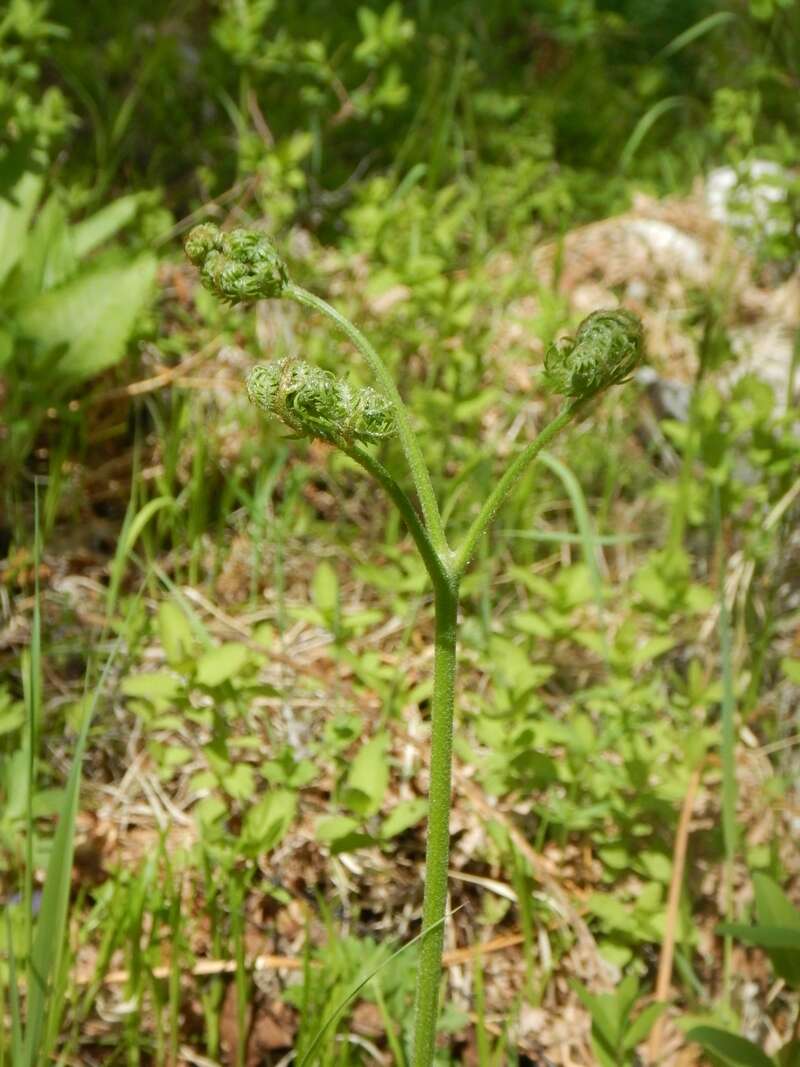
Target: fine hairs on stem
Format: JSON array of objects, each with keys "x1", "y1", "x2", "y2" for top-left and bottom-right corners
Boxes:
[{"x1": 185, "y1": 223, "x2": 645, "y2": 1066}]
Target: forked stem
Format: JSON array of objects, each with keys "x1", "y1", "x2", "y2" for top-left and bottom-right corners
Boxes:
[{"x1": 287, "y1": 283, "x2": 451, "y2": 561}]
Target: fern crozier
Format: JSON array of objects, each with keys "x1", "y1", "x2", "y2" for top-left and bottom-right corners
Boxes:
[
  {"x1": 544, "y1": 308, "x2": 644, "y2": 400},
  {"x1": 246, "y1": 359, "x2": 395, "y2": 445},
  {"x1": 185, "y1": 223, "x2": 289, "y2": 303}
]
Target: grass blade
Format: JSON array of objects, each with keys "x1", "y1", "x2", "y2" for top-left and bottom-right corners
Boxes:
[
  {"x1": 713, "y1": 486, "x2": 737, "y2": 1009},
  {"x1": 539, "y1": 450, "x2": 605, "y2": 625},
  {"x1": 22, "y1": 487, "x2": 42, "y2": 966},
  {"x1": 659, "y1": 12, "x2": 737, "y2": 59},
  {"x1": 297, "y1": 910, "x2": 456, "y2": 1067},
  {"x1": 620, "y1": 97, "x2": 686, "y2": 171},
  {"x1": 22, "y1": 631, "x2": 125, "y2": 1065},
  {"x1": 106, "y1": 495, "x2": 175, "y2": 614},
  {"x1": 6, "y1": 910, "x2": 24, "y2": 1061}
]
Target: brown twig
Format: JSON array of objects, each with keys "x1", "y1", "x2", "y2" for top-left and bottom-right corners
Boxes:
[{"x1": 77, "y1": 931, "x2": 526, "y2": 988}]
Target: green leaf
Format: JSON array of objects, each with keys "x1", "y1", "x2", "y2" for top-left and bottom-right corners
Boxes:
[
  {"x1": 659, "y1": 11, "x2": 738, "y2": 58},
  {"x1": 195, "y1": 643, "x2": 250, "y2": 688},
  {"x1": 315, "y1": 814, "x2": 361, "y2": 846},
  {"x1": 311, "y1": 560, "x2": 339, "y2": 617},
  {"x1": 241, "y1": 790, "x2": 297, "y2": 854},
  {"x1": 71, "y1": 194, "x2": 140, "y2": 257},
  {"x1": 686, "y1": 1026, "x2": 775, "y2": 1067},
  {"x1": 623, "y1": 1002, "x2": 667, "y2": 1050},
  {"x1": 571, "y1": 979, "x2": 624, "y2": 1054},
  {"x1": 16, "y1": 253, "x2": 157, "y2": 384},
  {"x1": 220, "y1": 763, "x2": 256, "y2": 801},
  {"x1": 158, "y1": 601, "x2": 196, "y2": 666},
  {"x1": 777, "y1": 1040, "x2": 800, "y2": 1067},
  {"x1": 342, "y1": 732, "x2": 390, "y2": 817},
  {"x1": 753, "y1": 874, "x2": 800, "y2": 987},
  {"x1": 718, "y1": 924, "x2": 800, "y2": 951},
  {"x1": 0, "y1": 172, "x2": 42, "y2": 287},
  {"x1": 16, "y1": 195, "x2": 76, "y2": 299},
  {"x1": 0, "y1": 695, "x2": 25, "y2": 735},
  {"x1": 121, "y1": 671, "x2": 183, "y2": 702},
  {"x1": 380, "y1": 797, "x2": 427, "y2": 839},
  {"x1": 780, "y1": 659, "x2": 800, "y2": 684}
]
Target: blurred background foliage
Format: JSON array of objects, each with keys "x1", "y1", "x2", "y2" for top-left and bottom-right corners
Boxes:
[{"x1": 5, "y1": 0, "x2": 799, "y2": 222}]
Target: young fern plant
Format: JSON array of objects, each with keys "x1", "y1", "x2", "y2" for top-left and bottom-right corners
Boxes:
[{"x1": 185, "y1": 224, "x2": 644, "y2": 1066}]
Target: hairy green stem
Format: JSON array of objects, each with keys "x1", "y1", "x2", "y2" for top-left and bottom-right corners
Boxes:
[
  {"x1": 412, "y1": 578, "x2": 459, "y2": 1067},
  {"x1": 345, "y1": 439, "x2": 460, "y2": 1066},
  {"x1": 453, "y1": 398, "x2": 587, "y2": 576},
  {"x1": 287, "y1": 283, "x2": 451, "y2": 559}
]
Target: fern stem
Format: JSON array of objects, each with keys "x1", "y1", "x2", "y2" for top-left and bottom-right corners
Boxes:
[
  {"x1": 453, "y1": 399, "x2": 587, "y2": 576},
  {"x1": 287, "y1": 283, "x2": 451, "y2": 559},
  {"x1": 412, "y1": 578, "x2": 459, "y2": 1067}
]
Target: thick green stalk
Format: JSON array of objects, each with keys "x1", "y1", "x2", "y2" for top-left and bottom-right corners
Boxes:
[
  {"x1": 412, "y1": 576, "x2": 459, "y2": 1067},
  {"x1": 453, "y1": 399, "x2": 587, "y2": 576},
  {"x1": 287, "y1": 283, "x2": 451, "y2": 559}
]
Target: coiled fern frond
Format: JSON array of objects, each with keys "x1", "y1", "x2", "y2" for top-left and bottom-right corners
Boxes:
[
  {"x1": 185, "y1": 223, "x2": 289, "y2": 302},
  {"x1": 544, "y1": 309, "x2": 643, "y2": 400},
  {"x1": 246, "y1": 359, "x2": 395, "y2": 445}
]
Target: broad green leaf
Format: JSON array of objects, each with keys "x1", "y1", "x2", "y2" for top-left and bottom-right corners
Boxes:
[
  {"x1": 241, "y1": 790, "x2": 297, "y2": 854},
  {"x1": 121, "y1": 671, "x2": 183, "y2": 702},
  {"x1": 16, "y1": 253, "x2": 157, "y2": 383},
  {"x1": 195, "y1": 643, "x2": 250, "y2": 688},
  {"x1": 194, "y1": 795, "x2": 227, "y2": 829},
  {"x1": 686, "y1": 1026, "x2": 775, "y2": 1067},
  {"x1": 0, "y1": 172, "x2": 42, "y2": 287},
  {"x1": 624, "y1": 1002, "x2": 667, "y2": 1049},
  {"x1": 753, "y1": 874, "x2": 800, "y2": 987},
  {"x1": 71, "y1": 194, "x2": 140, "y2": 257},
  {"x1": 0, "y1": 695, "x2": 25, "y2": 735},
  {"x1": 16, "y1": 195, "x2": 76, "y2": 300},
  {"x1": 342, "y1": 732, "x2": 389, "y2": 817},
  {"x1": 156, "y1": 744, "x2": 192, "y2": 774},
  {"x1": 312, "y1": 561, "x2": 339, "y2": 617},
  {"x1": 718, "y1": 924, "x2": 800, "y2": 951},
  {"x1": 315, "y1": 814, "x2": 361, "y2": 846},
  {"x1": 571, "y1": 979, "x2": 623, "y2": 1053},
  {"x1": 380, "y1": 797, "x2": 427, "y2": 839},
  {"x1": 220, "y1": 762, "x2": 256, "y2": 801},
  {"x1": 158, "y1": 601, "x2": 196, "y2": 666},
  {"x1": 780, "y1": 659, "x2": 800, "y2": 684}
]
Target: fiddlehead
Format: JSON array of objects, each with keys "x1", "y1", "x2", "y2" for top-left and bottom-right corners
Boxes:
[
  {"x1": 246, "y1": 358, "x2": 395, "y2": 445},
  {"x1": 544, "y1": 308, "x2": 643, "y2": 400},
  {"x1": 185, "y1": 223, "x2": 289, "y2": 302},
  {"x1": 184, "y1": 223, "x2": 449, "y2": 554},
  {"x1": 246, "y1": 358, "x2": 448, "y2": 582}
]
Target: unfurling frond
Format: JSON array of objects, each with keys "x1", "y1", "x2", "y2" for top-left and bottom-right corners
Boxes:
[
  {"x1": 185, "y1": 223, "x2": 289, "y2": 302},
  {"x1": 246, "y1": 359, "x2": 395, "y2": 445},
  {"x1": 544, "y1": 309, "x2": 644, "y2": 400}
]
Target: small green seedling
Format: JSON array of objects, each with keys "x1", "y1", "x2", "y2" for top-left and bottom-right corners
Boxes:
[
  {"x1": 572, "y1": 974, "x2": 666, "y2": 1067},
  {"x1": 686, "y1": 873, "x2": 800, "y2": 1067},
  {"x1": 184, "y1": 223, "x2": 644, "y2": 1066}
]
